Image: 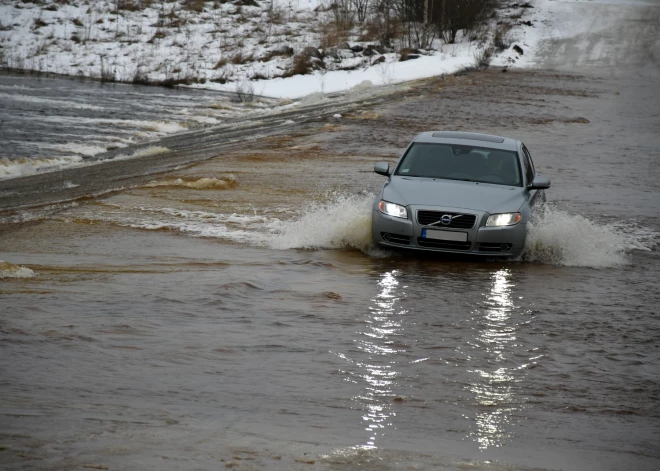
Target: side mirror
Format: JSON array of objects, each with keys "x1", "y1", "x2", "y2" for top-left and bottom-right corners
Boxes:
[
  {"x1": 529, "y1": 175, "x2": 551, "y2": 190},
  {"x1": 374, "y1": 162, "x2": 390, "y2": 176}
]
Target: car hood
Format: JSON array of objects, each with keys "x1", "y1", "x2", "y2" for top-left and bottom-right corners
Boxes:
[{"x1": 383, "y1": 177, "x2": 525, "y2": 213}]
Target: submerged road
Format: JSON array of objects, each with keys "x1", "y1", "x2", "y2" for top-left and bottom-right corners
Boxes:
[{"x1": 1, "y1": 1, "x2": 659, "y2": 470}]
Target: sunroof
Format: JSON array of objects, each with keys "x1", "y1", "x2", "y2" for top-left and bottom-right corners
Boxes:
[{"x1": 431, "y1": 132, "x2": 505, "y2": 143}]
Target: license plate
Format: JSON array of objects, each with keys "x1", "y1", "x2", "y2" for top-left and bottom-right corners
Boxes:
[{"x1": 422, "y1": 229, "x2": 468, "y2": 242}]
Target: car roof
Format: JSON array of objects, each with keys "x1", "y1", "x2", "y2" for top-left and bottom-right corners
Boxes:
[{"x1": 413, "y1": 131, "x2": 520, "y2": 152}]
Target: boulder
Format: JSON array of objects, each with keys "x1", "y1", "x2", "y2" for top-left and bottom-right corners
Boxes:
[
  {"x1": 399, "y1": 51, "x2": 420, "y2": 62},
  {"x1": 325, "y1": 48, "x2": 341, "y2": 61},
  {"x1": 366, "y1": 44, "x2": 387, "y2": 55},
  {"x1": 275, "y1": 45, "x2": 294, "y2": 56},
  {"x1": 301, "y1": 46, "x2": 323, "y2": 59}
]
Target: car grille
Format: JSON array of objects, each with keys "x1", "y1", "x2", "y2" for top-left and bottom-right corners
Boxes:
[
  {"x1": 381, "y1": 232, "x2": 411, "y2": 245},
  {"x1": 417, "y1": 211, "x2": 476, "y2": 229},
  {"x1": 417, "y1": 238, "x2": 472, "y2": 251}
]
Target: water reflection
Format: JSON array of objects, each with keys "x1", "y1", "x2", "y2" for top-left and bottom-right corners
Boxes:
[
  {"x1": 343, "y1": 270, "x2": 406, "y2": 449},
  {"x1": 469, "y1": 268, "x2": 519, "y2": 450}
]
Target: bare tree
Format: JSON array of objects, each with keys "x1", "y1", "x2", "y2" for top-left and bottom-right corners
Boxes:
[{"x1": 352, "y1": 0, "x2": 371, "y2": 23}]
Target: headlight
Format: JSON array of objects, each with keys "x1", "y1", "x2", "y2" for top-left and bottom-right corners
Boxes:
[
  {"x1": 486, "y1": 212, "x2": 521, "y2": 226},
  {"x1": 378, "y1": 200, "x2": 408, "y2": 219}
]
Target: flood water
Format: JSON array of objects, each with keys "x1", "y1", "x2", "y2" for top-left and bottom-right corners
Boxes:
[
  {"x1": 2, "y1": 3, "x2": 660, "y2": 470},
  {"x1": 0, "y1": 74, "x2": 278, "y2": 178}
]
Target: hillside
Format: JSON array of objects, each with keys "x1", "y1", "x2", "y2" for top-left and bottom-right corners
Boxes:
[{"x1": 0, "y1": 0, "x2": 544, "y2": 98}]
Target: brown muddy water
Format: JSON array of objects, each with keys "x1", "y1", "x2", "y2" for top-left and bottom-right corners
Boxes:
[{"x1": 1, "y1": 67, "x2": 659, "y2": 470}]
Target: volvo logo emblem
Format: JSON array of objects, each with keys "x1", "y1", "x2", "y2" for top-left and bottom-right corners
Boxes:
[{"x1": 440, "y1": 214, "x2": 453, "y2": 225}]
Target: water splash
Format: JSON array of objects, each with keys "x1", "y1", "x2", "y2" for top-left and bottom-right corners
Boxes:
[
  {"x1": 0, "y1": 261, "x2": 36, "y2": 279},
  {"x1": 0, "y1": 156, "x2": 84, "y2": 179},
  {"x1": 523, "y1": 205, "x2": 657, "y2": 268},
  {"x1": 267, "y1": 192, "x2": 375, "y2": 252},
  {"x1": 143, "y1": 175, "x2": 238, "y2": 190}
]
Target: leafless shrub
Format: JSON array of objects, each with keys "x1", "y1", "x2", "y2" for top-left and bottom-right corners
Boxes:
[
  {"x1": 493, "y1": 22, "x2": 511, "y2": 51},
  {"x1": 132, "y1": 63, "x2": 149, "y2": 84},
  {"x1": 436, "y1": 0, "x2": 498, "y2": 44},
  {"x1": 473, "y1": 46, "x2": 493, "y2": 69},
  {"x1": 282, "y1": 54, "x2": 312, "y2": 77},
  {"x1": 357, "y1": 21, "x2": 380, "y2": 41},
  {"x1": 385, "y1": 0, "x2": 498, "y2": 46},
  {"x1": 352, "y1": 0, "x2": 371, "y2": 23},
  {"x1": 211, "y1": 67, "x2": 232, "y2": 84},
  {"x1": 99, "y1": 56, "x2": 116, "y2": 82},
  {"x1": 232, "y1": 80, "x2": 256, "y2": 102},
  {"x1": 318, "y1": 21, "x2": 349, "y2": 49},
  {"x1": 330, "y1": 0, "x2": 355, "y2": 29}
]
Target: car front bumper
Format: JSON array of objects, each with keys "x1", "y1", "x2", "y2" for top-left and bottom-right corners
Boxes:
[{"x1": 372, "y1": 204, "x2": 527, "y2": 257}]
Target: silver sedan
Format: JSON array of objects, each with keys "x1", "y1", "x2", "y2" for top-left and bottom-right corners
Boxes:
[{"x1": 372, "y1": 131, "x2": 550, "y2": 258}]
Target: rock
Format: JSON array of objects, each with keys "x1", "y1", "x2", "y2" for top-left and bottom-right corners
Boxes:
[
  {"x1": 301, "y1": 46, "x2": 322, "y2": 59},
  {"x1": 513, "y1": 45, "x2": 524, "y2": 55},
  {"x1": 265, "y1": 45, "x2": 293, "y2": 61},
  {"x1": 399, "y1": 52, "x2": 420, "y2": 62},
  {"x1": 325, "y1": 48, "x2": 340, "y2": 60},
  {"x1": 363, "y1": 47, "x2": 377, "y2": 57},
  {"x1": 350, "y1": 45, "x2": 364, "y2": 53},
  {"x1": 373, "y1": 55, "x2": 385, "y2": 64},
  {"x1": 274, "y1": 45, "x2": 294, "y2": 56}
]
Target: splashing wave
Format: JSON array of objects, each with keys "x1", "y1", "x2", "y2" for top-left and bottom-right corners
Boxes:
[
  {"x1": 0, "y1": 261, "x2": 36, "y2": 279},
  {"x1": 267, "y1": 192, "x2": 374, "y2": 252},
  {"x1": 523, "y1": 206, "x2": 657, "y2": 267}
]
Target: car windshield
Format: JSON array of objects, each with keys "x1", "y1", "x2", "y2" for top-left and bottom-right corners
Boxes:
[{"x1": 395, "y1": 143, "x2": 522, "y2": 186}]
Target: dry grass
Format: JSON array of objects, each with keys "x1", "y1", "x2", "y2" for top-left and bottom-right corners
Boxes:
[
  {"x1": 281, "y1": 54, "x2": 313, "y2": 77},
  {"x1": 318, "y1": 22, "x2": 348, "y2": 49},
  {"x1": 213, "y1": 57, "x2": 228, "y2": 69},
  {"x1": 230, "y1": 51, "x2": 253, "y2": 65},
  {"x1": 183, "y1": 0, "x2": 205, "y2": 13},
  {"x1": 33, "y1": 18, "x2": 48, "y2": 29}
]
